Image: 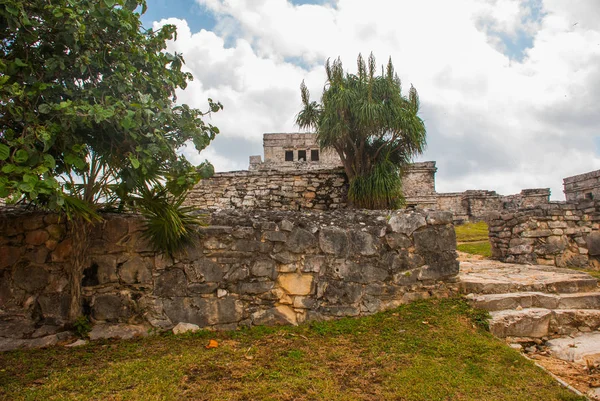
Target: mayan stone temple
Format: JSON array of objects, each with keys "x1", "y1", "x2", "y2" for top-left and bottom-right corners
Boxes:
[{"x1": 186, "y1": 132, "x2": 552, "y2": 222}]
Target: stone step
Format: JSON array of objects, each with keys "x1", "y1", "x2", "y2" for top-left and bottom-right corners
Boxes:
[
  {"x1": 489, "y1": 308, "x2": 600, "y2": 338},
  {"x1": 459, "y1": 261, "x2": 598, "y2": 295},
  {"x1": 467, "y1": 291, "x2": 600, "y2": 312}
]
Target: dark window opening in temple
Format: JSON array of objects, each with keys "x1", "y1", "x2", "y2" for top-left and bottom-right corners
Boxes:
[
  {"x1": 285, "y1": 150, "x2": 293, "y2": 161},
  {"x1": 298, "y1": 150, "x2": 306, "y2": 161},
  {"x1": 311, "y1": 149, "x2": 319, "y2": 161},
  {"x1": 586, "y1": 192, "x2": 594, "y2": 200}
]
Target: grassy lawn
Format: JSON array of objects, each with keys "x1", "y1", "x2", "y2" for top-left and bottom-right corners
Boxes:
[
  {"x1": 456, "y1": 221, "x2": 492, "y2": 258},
  {"x1": 457, "y1": 241, "x2": 492, "y2": 258},
  {"x1": 0, "y1": 298, "x2": 583, "y2": 401},
  {"x1": 455, "y1": 221, "x2": 489, "y2": 243}
]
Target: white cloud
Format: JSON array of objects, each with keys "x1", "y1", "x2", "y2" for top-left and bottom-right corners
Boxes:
[{"x1": 152, "y1": 0, "x2": 600, "y2": 200}]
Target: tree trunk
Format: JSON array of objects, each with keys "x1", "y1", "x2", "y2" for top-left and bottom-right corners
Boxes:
[{"x1": 67, "y1": 218, "x2": 92, "y2": 322}]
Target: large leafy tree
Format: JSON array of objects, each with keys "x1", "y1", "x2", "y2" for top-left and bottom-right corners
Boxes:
[
  {"x1": 296, "y1": 53, "x2": 426, "y2": 209},
  {"x1": 0, "y1": 0, "x2": 221, "y2": 320}
]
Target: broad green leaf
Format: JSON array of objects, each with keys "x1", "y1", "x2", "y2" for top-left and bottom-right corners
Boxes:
[
  {"x1": 38, "y1": 104, "x2": 51, "y2": 114},
  {"x1": 14, "y1": 149, "x2": 29, "y2": 163},
  {"x1": 14, "y1": 58, "x2": 28, "y2": 67},
  {"x1": 129, "y1": 154, "x2": 140, "y2": 169},
  {"x1": 0, "y1": 144, "x2": 10, "y2": 160},
  {"x1": 1, "y1": 164, "x2": 16, "y2": 174}
]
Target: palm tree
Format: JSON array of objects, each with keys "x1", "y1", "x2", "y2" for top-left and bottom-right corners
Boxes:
[{"x1": 296, "y1": 53, "x2": 426, "y2": 209}]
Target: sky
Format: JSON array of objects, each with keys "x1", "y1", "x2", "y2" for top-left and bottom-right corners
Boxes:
[{"x1": 141, "y1": 0, "x2": 600, "y2": 200}]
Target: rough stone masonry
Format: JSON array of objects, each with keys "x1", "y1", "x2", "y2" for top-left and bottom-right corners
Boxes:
[{"x1": 0, "y1": 208, "x2": 458, "y2": 346}]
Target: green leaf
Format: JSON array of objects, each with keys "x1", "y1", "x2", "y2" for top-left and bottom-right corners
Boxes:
[
  {"x1": 129, "y1": 154, "x2": 140, "y2": 169},
  {"x1": 1, "y1": 164, "x2": 16, "y2": 174},
  {"x1": 14, "y1": 149, "x2": 29, "y2": 163},
  {"x1": 38, "y1": 104, "x2": 51, "y2": 114},
  {"x1": 104, "y1": 0, "x2": 116, "y2": 7},
  {"x1": 43, "y1": 154, "x2": 56, "y2": 169},
  {"x1": 0, "y1": 144, "x2": 10, "y2": 161},
  {"x1": 14, "y1": 58, "x2": 28, "y2": 67}
]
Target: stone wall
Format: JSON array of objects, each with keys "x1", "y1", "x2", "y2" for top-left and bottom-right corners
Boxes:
[
  {"x1": 436, "y1": 189, "x2": 551, "y2": 223},
  {"x1": 488, "y1": 200, "x2": 600, "y2": 268},
  {"x1": 0, "y1": 208, "x2": 458, "y2": 343},
  {"x1": 184, "y1": 169, "x2": 348, "y2": 210},
  {"x1": 564, "y1": 169, "x2": 600, "y2": 203}
]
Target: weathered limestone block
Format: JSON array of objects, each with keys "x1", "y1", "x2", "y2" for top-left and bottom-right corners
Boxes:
[
  {"x1": 349, "y1": 231, "x2": 377, "y2": 256},
  {"x1": 103, "y1": 217, "x2": 129, "y2": 243},
  {"x1": 25, "y1": 230, "x2": 49, "y2": 246},
  {"x1": 119, "y1": 256, "x2": 153, "y2": 285},
  {"x1": 238, "y1": 280, "x2": 274, "y2": 295},
  {"x1": 185, "y1": 258, "x2": 224, "y2": 283},
  {"x1": 252, "y1": 305, "x2": 297, "y2": 325},
  {"x1": 162, "y1": 296, "x2": 243, "y2": 326},
  {"x1": 92, "y1": 293, "x2": 132, "y2": 322},
  {"x1": 319, "y1": 227, "x2": 349, "y2": 256},
  {"x1": 286, "y1": 228, "x2": 317, "y2": 253},
  {"x1": 387, "y1": 212, "x2": 427, "y2": 235},
  {"x1": 251, "y1": 259, "x2": 277, "y2": 279},
  {"x1": 13, "y1": 262, "x2": 49, "y2": 292},
  {"x1": 586, "y1": 232, "x2": 600, "y2": 256},
  {"x1": 385, "y1": 233, "x2": 412, "y2": 250},
  {"x1": 321, "y1": 281, "x2": 363, "y2": 304},
  {"x1": 277, "y1": 273, "x2": 314, "y2": 295},
  {"x1": 331, "y1": 260, "x2": 388, "y2": 283},
  {"x1": 0, "y1": 246, "x2": 21, "y2": 269},
  {"x1": 155, "y1": 268, "x2": 187, "y2": 297}
]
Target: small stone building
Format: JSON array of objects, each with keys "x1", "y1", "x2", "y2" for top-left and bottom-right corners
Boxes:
[
  {"x1": 563, "y1": 169, "x2": 600, "y2": 202},
  {"x1": 186, "y1": 132, "x2": 550, "y2": 221}
]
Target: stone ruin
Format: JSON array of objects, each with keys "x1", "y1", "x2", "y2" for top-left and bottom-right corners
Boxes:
[{"x1": 186, "y1": 132, "x2": 551, "y2": 222}]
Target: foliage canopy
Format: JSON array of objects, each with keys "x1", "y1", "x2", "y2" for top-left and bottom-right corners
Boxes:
[
  {"x1": 296, "y1": 53, "x2": 426, "y2": 209},
  {"x1": 0, "y1": 0, "x2": 221, "y2": 212}
]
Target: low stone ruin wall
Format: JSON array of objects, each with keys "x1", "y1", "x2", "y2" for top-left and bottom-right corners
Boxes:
[
  {"x1": 436, "y1": 189, "x2": 550, "y2": 224},
  {"x1": 0, "y1": 208, "x2": 458, "y2": 343},
  {"x1": 488, "y1": 201, "x2": 600, "y2": 268},
  {"x1": 184, "y1": 169, "x2": 348, "y2": 211}
]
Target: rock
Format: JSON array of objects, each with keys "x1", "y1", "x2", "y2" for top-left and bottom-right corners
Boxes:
[
  {"x1": 252, "y1": 305, "x2": 297, "y2": 326},
  {"x1": 217, "y1": 289, "x2": 228, "y2": 298},
  {"x1": 262, "y1": 231, "x2": 287, "y2": 243},
  {"x1": 331, "y1": 260, "x2": 388, "y2": 283},
  {"x1": 51, "y1": 239, "x2": 73, "y2": 262},
  {"x1": 0, "y1": 334, "x2": 58, "y2": 352},
  {"x1": 322, "y1": 281, "x2": 363, "y2": 304},
  {"x1": 172, "y1": 322, "x2": 201, "y2": 335},
  {"x1": 0, "y1": 246, "x2": 21, "y2": 269},
  {"x1": 319, "y1": 227, "x2": 349, "y2": 256},
  {"x1": 13, "y1": 262, "x2": 49, "y2": 292},
  {"x1": 302, "y1": 255, "x2": 326, "y2": 273},
  {"x1": 586, "y1": 232, "x2": 600, "y2": 256},
  {"x1": 89, "y1": 324, "x2": 148, "y2": 341},
  {"x1": 279, "y1": 220, "x2": 294, "y2": 232},
  {"x1": 349, "y1": 231, "x2": 377, "y2": 256},
  {"x1": 277, "y1": 273, "x2": 314, "y2": 295},
  {"x1": 238, "y1": 281, "x2": 274, "y2": 295},
  {"x1": 188, "y1": 283, "x2": 218, "y2": 294},
  {"x1": 385, "y1": 233, "x2": 412, "y2": 250},
  {"x1": 251, "y1": 259, "x2": 277, "y2": 279},
  {"x1": 155, "y1": 269, "x2": 187, "y2": 297},
  {"x1": 92, "y1": 255, "x2": 119, "y2": 284},
  {"x1": 224, "y1": 266, "x2": 249, "y2": 282},
  {"x1": 92, "y1": 294, "x2": 132, "y2": 322},
  {"x1": 103, "y1": 217, "x2": 130, "y2": 243},
  {"x1": 387, "y1": 212, "x2": 427, "y2": 235},
  {"x1": 119, "y1": 256, "x2": 153, "y2": 284},
  {"x1": 66, "y1": 339, "x2": 88, "y2": 347},
  {"x1": 286, "y1": 228, "x2": 317, "y2": 253},
  {"x1": 425, "y1": 211, "x2": 453, "y2": 226},
  {"x1": 25, "y1": 230, "x2": 49, "y2": 246},
  {"x1": 162, "y1": 296, "x2": 243, "y2": 327}
]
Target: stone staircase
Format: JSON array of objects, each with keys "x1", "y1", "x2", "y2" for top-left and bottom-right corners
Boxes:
[{"x1": 459, "y1": 260, "x2": 600, "y2": 339}]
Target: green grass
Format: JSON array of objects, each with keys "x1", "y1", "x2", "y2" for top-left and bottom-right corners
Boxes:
[
  {"x1": 455, "y1": 221, "x2": 490, "y2": 243},
  {"x1": 458, "y1": 241, "x2": 493, "y2": 258},
  {"x1": 0, "y1": 298, "x2": 583, "y2": 401},
  {"x1": 455, "y1": 221, "x2": 492, "y2": 257}
]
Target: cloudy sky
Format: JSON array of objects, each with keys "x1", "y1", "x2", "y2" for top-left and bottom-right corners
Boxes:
[{"x1": 141, "y1": 0, "x2": 600, "y2": 200}]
